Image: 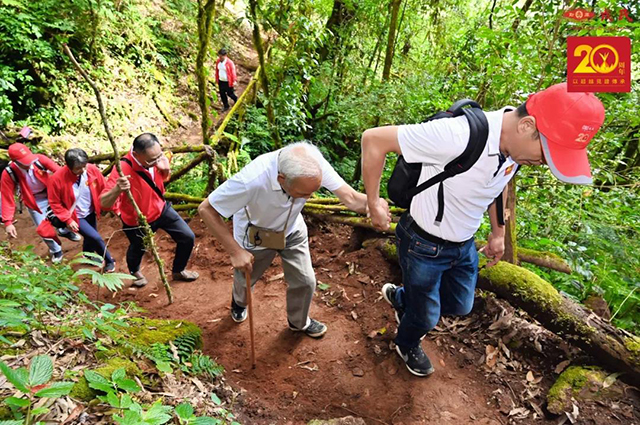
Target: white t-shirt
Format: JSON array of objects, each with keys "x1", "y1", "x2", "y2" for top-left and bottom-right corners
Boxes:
[
  {"x1": 218, "y1": 59, "x2": 228, "y2": 82},
  {"x1": 208, "y1": 149, "x2": 346, "y2": 249},
  {"x1": 397, "y1": 107, "x2": 517, "y2": 242},
  {"x1": 73, "y1": 171, "x2": 94, "y2": 219},
  {"x1": 19, "y1": 165, "x2": 47, "y2": 199}
]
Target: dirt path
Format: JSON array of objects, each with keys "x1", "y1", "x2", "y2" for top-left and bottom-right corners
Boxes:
[{"x1": 6, "y1": 212, "x2": 529, "y2": 425}]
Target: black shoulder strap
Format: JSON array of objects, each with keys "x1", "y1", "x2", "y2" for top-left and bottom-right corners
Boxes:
[
  {"x1": 33, "y1": 159, "x2": 46, "y2": 171},
  {"x1": 120, "y1": 157, "x2": 165, "y2": 201},
  {"x1": 406, "y1": 102, "x2": 489, "y2": 225}
]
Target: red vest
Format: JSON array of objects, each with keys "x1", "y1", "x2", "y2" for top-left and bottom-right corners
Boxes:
[
  {"x1": 1, "y1": 154, "x2": 60, "y2": 225},
  {"x1": 48, "y1": 164, "x2": 109, "y2": 225},
  {"x1": 104, "y1": 153, "x2": 168, "y2": 226}
]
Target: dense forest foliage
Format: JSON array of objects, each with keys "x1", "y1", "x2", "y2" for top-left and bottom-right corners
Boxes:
[{"x1": 0, "y1": 0, "x2": 638, "y2": 337}]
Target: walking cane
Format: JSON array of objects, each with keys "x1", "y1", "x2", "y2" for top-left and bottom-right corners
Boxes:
[{"x1": 245, "y1": 271, "x2": 256, "y2": 368}]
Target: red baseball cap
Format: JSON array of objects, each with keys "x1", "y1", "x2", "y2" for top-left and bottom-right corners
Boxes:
[
  {"x1": 526, "y1": 83, "x2": 605, "y2": 185},
  {"x1": 8, "y1": 143, "x2": 37, "y2": 166}
]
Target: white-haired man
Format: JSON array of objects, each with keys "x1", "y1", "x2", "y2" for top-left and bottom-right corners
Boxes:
[{"x1": 199, "y1": 142, "x2": 386, "y2": 337}]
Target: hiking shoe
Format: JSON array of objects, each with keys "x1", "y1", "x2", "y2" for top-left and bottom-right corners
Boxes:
[
  {"x1": 382, "y1": 283, "x2": 404, "y2": 324},
  {"x1": 131, "y1": 271, "x2": 148, "y2": 288},
  {"x1": 172, "y1": 270, "x2": 199, "y2": 282},
  {"x1": 395, "y1": 344, "x2": 435, "y2": 377},
  {"x1": 58, "y1": 230, "x2": 81, "y2": 242},
  {"x1": 103, "y1": 262, "x2": 116, "y2": 273},
  {"x1": 51, "y1": 251, "x2": 64, "y2": 264},
  {"x1": 289, "y1": 318, "x2": 327, "y2": 338},
  {"x1": 231, "y1": 298, "x2": 247, "y2": 323}
]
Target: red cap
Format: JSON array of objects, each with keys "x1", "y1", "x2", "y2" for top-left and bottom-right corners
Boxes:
[
  {"x1": 526, "y1": 83, "x2": 605, "y2": 185},
  {"x1": 8, "y1": 143, "x2": 37, "y2": 166}
]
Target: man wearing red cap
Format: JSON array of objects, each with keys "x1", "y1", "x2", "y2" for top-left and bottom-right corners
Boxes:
[
  {"x1": 361, "y1": 83, "x2": 605, "y2": 377},
  {"x1": 1, "y1": 143, "x2": 79, "y2": 262}
]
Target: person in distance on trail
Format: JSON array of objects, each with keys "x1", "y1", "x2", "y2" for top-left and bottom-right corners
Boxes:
[
  {"x1": 215, "y1": 48, "x2": 238, "y2": 112},
  {"x1": 100, "y1": 133, "x2": 199, "y2": 287},
  {"x1": 361, "y1": 83, "x2": 605, "y2": 377},
  {"x1": 1, "y1": 143, "x2": 78, "y2": 262},
  {"x1": 37, "y1": 148, "x2": 117, "y2": 272},
  {"x1": 198, "y1": 141, "x2": 384, "y2": 338}
]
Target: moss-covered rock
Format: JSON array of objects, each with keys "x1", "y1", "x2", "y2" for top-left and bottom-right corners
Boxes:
[
  {"x1": 70, "y1": 356, "x2": 144, "y2": 401},
  {"x1": 0, "y1": 406, "x2": 12, "y2": 420},
  {"x1": 546, "y1": 366, "x2": 615, "y2": 414},
  {"x1": 625, "y1": 336, "x2": 640, "y2": 366},
  {"x1": 123, "y1": 318, "x2": 202, "y2": 349}
]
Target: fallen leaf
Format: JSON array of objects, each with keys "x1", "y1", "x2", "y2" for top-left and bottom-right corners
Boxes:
[
  {"x1": 149, "y1": 293, "x2": 158, "y2": 298},
  {"x1": 485, "y1": 345, "x2": 498, "y2": 368},
  {"x1": 602, "y1": 372, "x2": 621, "y2": 389},
  {"x1": 526, "y1": 371, "x2": 534, "y2": 382},
  {"x1": 267, "y1": 273, "x2": 284, "y2": 282},
  {"x1": 351, "y1": 311, "x2": 358, "y2": 320},
  {"x1": 555, "y1": 360, "x2": 571, "y2": 374},
  {"x1": 292, "y1": 391, "x2": 298, "y2": 400}
]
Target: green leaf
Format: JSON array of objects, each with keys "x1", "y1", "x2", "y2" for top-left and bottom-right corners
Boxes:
[
  {"x1": 0, "y1": 361, "x2": 29, "y2": 393},
  {"x1": 106, "y1": 391, "x2": 120, "y2": 408},
  {"x1": 114, "y1": 378, "x2": 141, "y2": 393},
  {"x1": 35, "y1": 382, "x2": 74, "y2": 398},
  {"x1": 317, "y1": 283, "x2": 330, "y2": 291},
  {"x1": 0, "y1": 420, "x2": 25, "y2": 425},
  {"x1": 84, "y1": 370, "x2": 109, "y2": 385},
  {"x1": 30, "y1": 406, "x2": 49, "y2": 416},
  {"x1": 155, "y1": 361, "x2": 173, "y2": 374},
  {"x1": 141, "y1": 402, "x2": 173, "y2": 424},
  {"x1": 210, "y1": 392, "x2": 221, "y2": 405},
  {"x1": 120, "y1": 394, "x2": 134, "y2": 409},
  {"x1": 4, "y1": 396, "x2": 29, "y2": 407},
  {"x1": 112, "y1": 368, "x2": 126, "y2": 382},
  {"x1": 28, "y1": 355, "x2": 53, "y2": 387},
  {"x1": 175, "y1": 403, "x2": 194, "y2": 420}
]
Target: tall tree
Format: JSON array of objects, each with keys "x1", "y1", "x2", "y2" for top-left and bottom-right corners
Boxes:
[
  {"x1": 382, "y1": 0, "x2": 402, "y2": 81},
  {"x1": 248, "y1": 0, "x2": 281, "y2": 148},
  {"x1": 196, "y1": 0, "x2": 216, "y2": 146}
]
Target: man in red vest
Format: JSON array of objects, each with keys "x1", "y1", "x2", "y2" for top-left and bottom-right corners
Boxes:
[
  {"x1": 214, "y1": 48, "x2": 238, "y2": 111},
  {"x1": 100, "y1": 133, "x2": 199, "y2": 287},
  {"x1": 39, "y1": 148, "x2": 116, "y2": 272},
  {"x1": 1, "y1": 143, "x2": 78, "y2": 262}
]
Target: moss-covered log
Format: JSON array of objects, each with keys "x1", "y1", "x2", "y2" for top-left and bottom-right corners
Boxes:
[
  {"x1": 475, "y1": 241, "x2": 572, "y2": 274},
  {"x1": 376, "y1": 239, "x2": 640, "y2": 385},
  {"x1": 167, "y1": 147, "x2": 214, "y2": 184},
  {"x1": 305, "y1": 211, "x2": 396, "y2": 234}
]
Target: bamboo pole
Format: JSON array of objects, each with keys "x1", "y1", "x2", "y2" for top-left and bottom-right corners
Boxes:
[{"x1": 63, "y1": 45, "x2": 173, "y2": 305}]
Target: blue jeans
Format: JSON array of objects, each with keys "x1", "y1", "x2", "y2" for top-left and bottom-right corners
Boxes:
[
  {"x1": 79, "y1": 213, "x2": 114, "y2": 265},
  {"x1": 394, "y1": 213, "x2": 479, "y2": 349}
]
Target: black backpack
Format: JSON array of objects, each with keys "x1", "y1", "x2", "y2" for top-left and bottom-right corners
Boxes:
[{"x1": 387, "y1": 99, "x2": 505, "y2": 226}]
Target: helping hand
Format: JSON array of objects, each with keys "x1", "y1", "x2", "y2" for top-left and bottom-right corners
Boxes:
[{"x1": 368, "y1": 198, "x2": 392, "y2": 231}]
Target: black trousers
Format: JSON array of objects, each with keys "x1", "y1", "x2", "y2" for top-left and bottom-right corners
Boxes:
[
  {"x1": 122, "y1": 203, "x2": 195, "y2": 274},
  {"x1": 79, "y1": 212, "x2": 115, "y2": 265},
  {"x1": 218, "y1": 81, "x2": 237, "y2": 108}
]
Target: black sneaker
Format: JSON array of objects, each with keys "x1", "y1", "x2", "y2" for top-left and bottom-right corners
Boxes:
[
  {"x1": 51, "y1": 251, "x2": 64, "y2": 264},
  {"x1": 382, "y1": 283, "x2": 404, "y2": 324},
  {"x1": 58, "y1": 230, "x2": 81, "y2": 242},
  {"x1": 289, "y1": 318, "x2": 327, "y2": 338},
  {"x1": 231, "y1": 298, "x2": 247, "y2": 323},
  {"x1": 103, "y1": 262, "x2": 116, "y2": 273},
  {"x1": 395, "y1": 344, "x2": 435, "y2": 377}
]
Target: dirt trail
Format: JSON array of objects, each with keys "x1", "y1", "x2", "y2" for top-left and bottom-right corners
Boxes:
[{"x1": 6, "y1": 212, "x2": 537, "y2": 425}]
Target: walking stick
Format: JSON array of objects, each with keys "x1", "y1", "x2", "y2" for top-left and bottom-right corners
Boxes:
[{"x1": 245, "y1": 271, "x2": 256, "y2": 368}]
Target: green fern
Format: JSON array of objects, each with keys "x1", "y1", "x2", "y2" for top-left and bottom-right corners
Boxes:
[
  {"x1": 181, "y1": 353, "x2": 223, "y2": 379},
  {"x1": 173, "y1": 332, "x2": 201, "y2": 360}
]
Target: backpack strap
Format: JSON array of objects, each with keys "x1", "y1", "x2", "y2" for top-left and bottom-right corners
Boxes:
[
  {"x1": 407, "y1": 104, "x2": 489, "y2": 225},
  {"x1": 33, "y1": 159, "x2": 46, "y2": 171},
  {"x1": 120, "y1": 157, "x2": 165, "y2": 201},
  {"x1": 4, "y1": 164, "x2": 20, "y2": 195}
]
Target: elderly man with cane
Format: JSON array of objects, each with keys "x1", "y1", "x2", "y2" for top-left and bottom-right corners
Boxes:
[{"x1": 199, "y1": 142, "x2": 384, "y2": 338}]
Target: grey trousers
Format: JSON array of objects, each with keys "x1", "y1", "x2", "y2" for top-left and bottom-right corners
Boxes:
[{"x1": 233, "y1": 220, "x2": 315, "y2": 330}]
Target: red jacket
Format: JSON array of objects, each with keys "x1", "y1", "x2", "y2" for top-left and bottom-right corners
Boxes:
[
  {"x1": 48, "y1": 164, "x2": 109, "y2": 226},
  {"x1": 1, "y1": 154, "x2": 60, "y2": 226},
  {"x1": 104, "y1": 153, "x2": 168, "y2": 226},
  {"x1": 214, "y1": 58, "x2": 237, "y2": 87}
]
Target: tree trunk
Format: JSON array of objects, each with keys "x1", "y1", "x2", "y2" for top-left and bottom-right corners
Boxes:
[
  {"x1": 503, "y1": 179, "x2": 517, "y2": 264},
  {"x1": 196, "y1": 0, "x2": 217, "y2": 146},
  {"x1": 376, "y1": 240, "x2": 640, "y2": 385},
  {"x1": 382, "y1": 0, "x2": 402, "y2": 81},
  {"x1": 248, "y1": 0, "x2": 281, "y2": 149}
]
